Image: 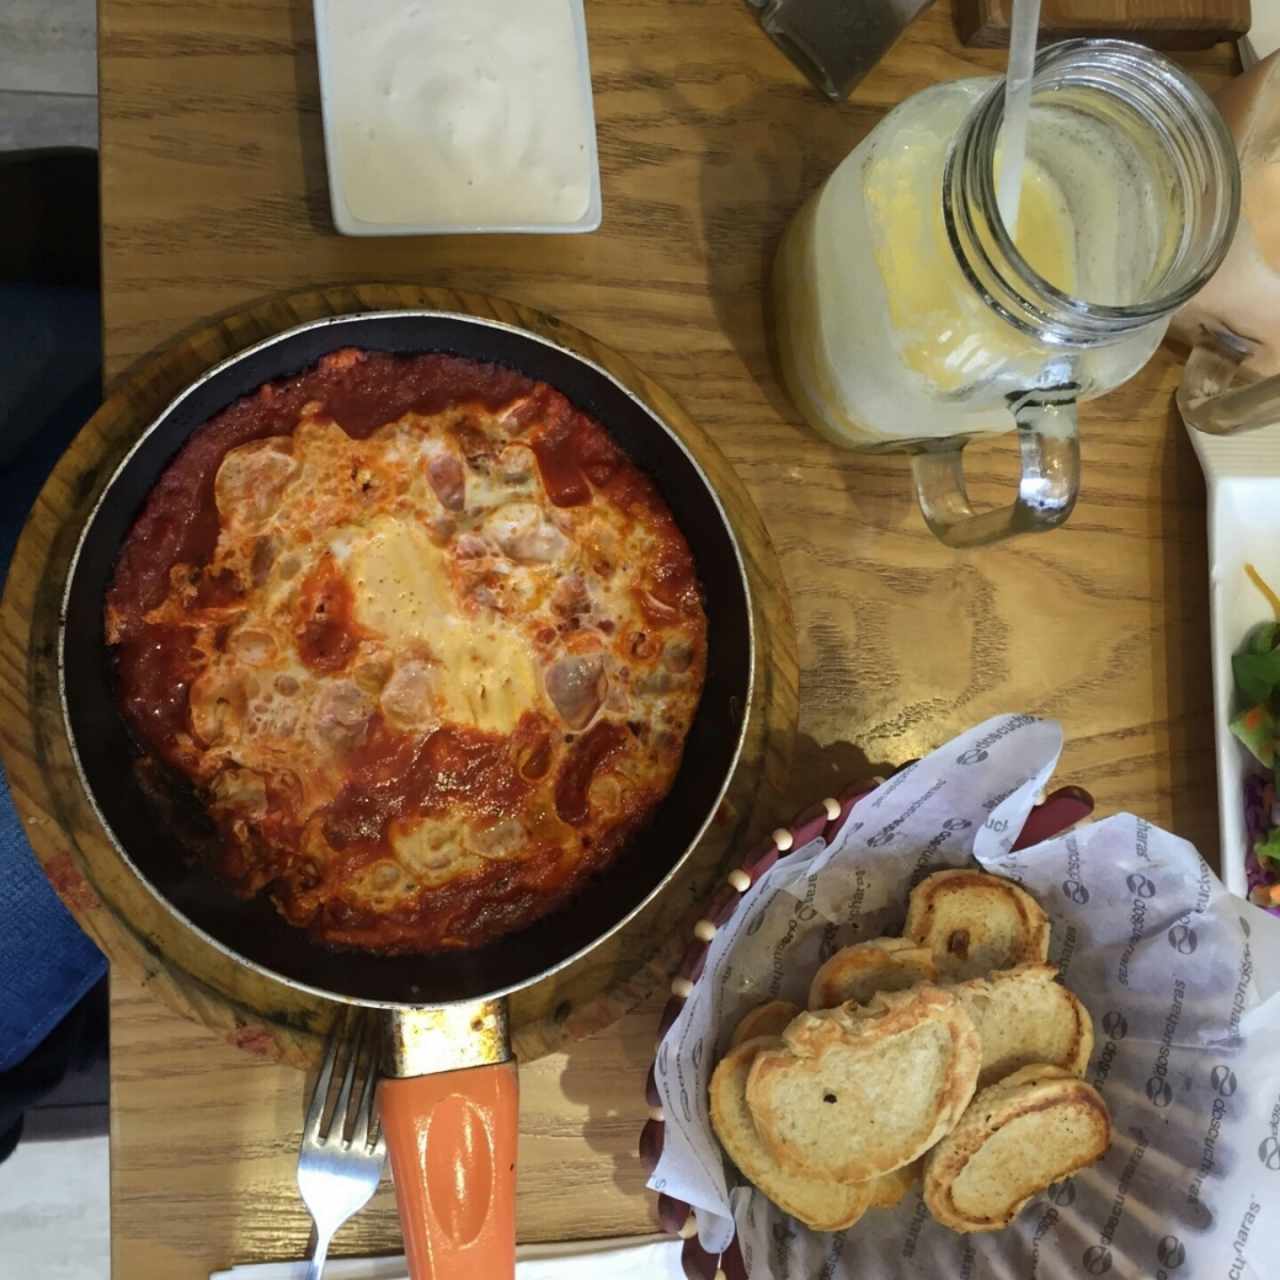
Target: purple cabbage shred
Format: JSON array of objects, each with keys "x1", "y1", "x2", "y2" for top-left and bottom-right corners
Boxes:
[{"x1": 1244, "y1": 770, "x2": 1280, "y2": 916}]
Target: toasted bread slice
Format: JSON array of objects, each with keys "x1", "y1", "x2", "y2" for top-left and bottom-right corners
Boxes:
[
  {"x1": 868, "y1": 1159, "x2": 921, "y2": 1210},
  {"x1": 955, "y1": 963, "x2": 1094, "y2": 1086},
  {"x1": 808, "y1": 937, "x2": 936, "y2": 1010},
  {"x1": 905, "y1": 869, "x2": 1050, "y2": 981},
  {"x1": 923, "y1": 1064, "x2": 1112, "y2": 1232},
  {"x1": 745, "y1": 986, "x2": 981, "y2": 1183},
  {"x1": 731, "y1": 1000, "x2": 804, "y2": 1048},
  {"x1": 710, "y1": 1037, "x2": 873, "y2": 1231}
]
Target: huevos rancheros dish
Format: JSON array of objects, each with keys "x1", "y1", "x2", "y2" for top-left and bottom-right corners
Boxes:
[{"x1": 104, "y1": 347, "x2": 708, "y2": 954}]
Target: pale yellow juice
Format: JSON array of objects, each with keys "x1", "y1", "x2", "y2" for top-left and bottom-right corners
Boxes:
[
  {"x1": 869, "y1": 148, "x2": 1076, "y2": 394},
  {"x1": 774, "y1": 78, "x2": 1169, "y2": 448}
]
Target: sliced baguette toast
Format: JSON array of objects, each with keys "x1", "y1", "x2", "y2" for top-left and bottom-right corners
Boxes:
[
  {"x1": 731, "y1": 1000, "x2": 803, "y2": 1048},
  {"x1": 710, "y1": 1037, "x2": 873, "y2": 1232},
  {"x1": 808, "y1": 937, "x2": 936, "y2": 1010},
  {"x1": 955, "y1": 963, "x2": 1094, "y2": 1086},
  {"x1": 905, "y1": 869, "x2": 1050, "y2": 981},
  {"x1": 745, "y1": 986, "x2": 981, "y2": 1183},
  {"x1": 923, "y1": 1064, "x2": 1112, "y2": 1232}
]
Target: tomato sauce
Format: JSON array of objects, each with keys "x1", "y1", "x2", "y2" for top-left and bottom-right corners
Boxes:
[
  {"x1": 295, "y1": 556, "x2": 360, "y2": 674},
  {"x1": 529, "y1": 415, "x2": 591, "y2": 507},
  {"x1": 555, "y1": 720, "x2": 628, "y2": 825},
  {"x1": 116, "y1": 623, "x2": 200, "y2": 769},
  {"x1": 322, "y1": 719, "x2": 536, "y2": 854},
  {"x1": 642, "y1": 542, "x2": 702, "y2": 621},
  {"x1": 193, "y1": 566, "x2": 245, "y2": 610}
]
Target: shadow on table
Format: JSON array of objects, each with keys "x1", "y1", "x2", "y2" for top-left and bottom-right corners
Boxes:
[
  {"x1": 1149, "y1": 399, "x2": 1216, "y2": 865},
  {"x1": 552, "y1": 995, "x2": 661, "y2": 1203},
  {"x1": 690, "y1": 77, "x2": 930, "y2": 536},
  {"x1": 285, "y1": 0, "x2": 341, "y2": 237},
  {"x1": 693, "y1": 83, "x2": 881, "y2": 428},
  {"x1": 552, "y1": 733, "x2": 895, "y2": 1201},
  {"x1": 775, "y1": 732, "x2": 895, "y2": 815}
]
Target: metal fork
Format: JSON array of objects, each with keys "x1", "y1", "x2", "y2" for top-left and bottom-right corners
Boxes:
[{"x1": 297, "y1": 1009, "x2": 387, "y2": 1279}]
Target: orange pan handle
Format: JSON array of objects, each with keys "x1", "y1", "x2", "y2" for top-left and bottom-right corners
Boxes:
[{"x1": 379, "y1": 1060, "x2": 519, "y2": 1280}]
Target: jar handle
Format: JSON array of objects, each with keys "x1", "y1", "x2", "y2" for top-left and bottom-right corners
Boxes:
[
  {"x1": 1177, "y1": 332, "x2": 1280, "y2": 436},
  {"x1": 910, "y1": 387, "x2": 1080, "y2": 548}
]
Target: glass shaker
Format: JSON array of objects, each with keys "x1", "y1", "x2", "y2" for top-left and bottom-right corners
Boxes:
[
  {"x1": 773, "y1": 40, "x2": 1240, "y2": 547},
  {"x1": 1174, "y1": 51, "x2": 1280, "y2": 436}
]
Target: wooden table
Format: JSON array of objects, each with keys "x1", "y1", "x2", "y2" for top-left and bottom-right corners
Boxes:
[{"x1": 97, "y1": 1, "x2": 1236, "y2": 1273}]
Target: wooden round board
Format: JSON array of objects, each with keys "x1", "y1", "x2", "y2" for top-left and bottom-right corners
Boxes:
[{"x1": 0, "y1": 283, "x2": 797, "y2": 1067}]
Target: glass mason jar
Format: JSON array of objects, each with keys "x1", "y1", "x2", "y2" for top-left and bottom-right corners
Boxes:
[{"x1": 773, "y1": 40, "x2": 1240, "y2": 547}]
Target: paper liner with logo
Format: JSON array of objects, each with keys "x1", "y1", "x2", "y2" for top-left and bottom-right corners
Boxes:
[{"x1": 649, "y1": 714, "x2": 1280, "y2": 1278}]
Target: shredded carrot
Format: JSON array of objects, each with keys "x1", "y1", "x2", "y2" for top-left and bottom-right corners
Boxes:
[
  {"x1": 1251, "y1": 883, "x2": 1280, "y2": 907},
  {"x1": 1244, "y1": 705, "x2": 1266, "y2": 729},
  {"x1": 1245, "y1": 563, "x2": 1280, "y2": 621}
]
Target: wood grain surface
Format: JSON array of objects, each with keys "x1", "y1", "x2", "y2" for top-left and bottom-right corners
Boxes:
[
  {"x1": 85, "y1": 0, "x2": 1237, "y2": 1272},
  {"x1": 955, "y1": 0, "x2": 1250, "y2": 49}
]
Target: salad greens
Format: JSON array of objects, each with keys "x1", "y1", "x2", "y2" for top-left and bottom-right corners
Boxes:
[
  {"x1": 1233, "y1": 623, "x2": 1280, "y2": 719},
  {"x1": 1231, "y1": 568, "x2": 1280, "y2": 912}
]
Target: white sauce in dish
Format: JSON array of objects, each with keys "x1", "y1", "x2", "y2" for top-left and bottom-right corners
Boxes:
[{"x1": 322, "y1": 0, "x2": 596, "y2": 228}]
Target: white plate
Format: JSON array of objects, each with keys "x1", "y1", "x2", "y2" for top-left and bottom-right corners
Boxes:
[
  {"x1": 313, "y1": 0, "x2": 601, "y2": 236},
  {"x1": 1189, "y1": 417, "x2": 1280, "y2": 898}
]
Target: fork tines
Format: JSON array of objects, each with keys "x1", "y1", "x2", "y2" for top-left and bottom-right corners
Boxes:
[{"x1": 304, "y1": 1007, "x2": 383, "y2": 1154}]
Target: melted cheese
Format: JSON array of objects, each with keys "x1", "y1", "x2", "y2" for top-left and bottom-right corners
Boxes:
[
  {"x1": 346, "y1": 514, "x2": 537, "y2": 734},
  {"x1": 391, "y1": 817, "x2": 482, "y2": 886}
]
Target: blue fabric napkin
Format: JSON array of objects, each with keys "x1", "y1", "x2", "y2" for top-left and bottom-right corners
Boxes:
[{"x1": 0, "y1": 283, "x2": 107, "y2": 1073}]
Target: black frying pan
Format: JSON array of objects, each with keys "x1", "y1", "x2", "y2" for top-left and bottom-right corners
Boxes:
[{"x1": 59, "y1": 311, "x2": 753, "y2": 1278}]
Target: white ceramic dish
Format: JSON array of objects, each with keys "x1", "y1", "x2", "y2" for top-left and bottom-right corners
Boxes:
[
  {"x1": 1189, "y1": 418, "x2": 1280, "y2": 899},
  {"x1": 313, "y1": 0, "x2": 602, "y2": 237}
]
